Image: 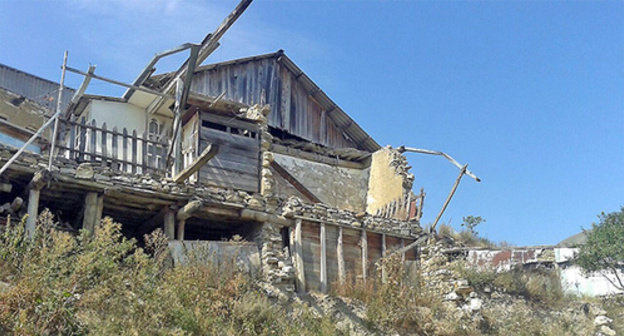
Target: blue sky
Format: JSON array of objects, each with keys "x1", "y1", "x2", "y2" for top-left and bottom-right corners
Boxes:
[{"x1": 1, "y1": 0, "x2": 622, "y2": 246}]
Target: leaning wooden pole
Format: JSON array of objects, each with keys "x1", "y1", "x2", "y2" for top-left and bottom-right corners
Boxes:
[
  {"x1": 430, "y1": 164, "x2": 467, "y2": 233},
  {"x1": 48, "y1": 51, "x2": 68, "y2": 170}
]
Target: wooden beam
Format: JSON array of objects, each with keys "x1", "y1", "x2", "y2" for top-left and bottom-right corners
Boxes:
[
  {"x1": 337, "y1": 226, "x2": 346, "y2": 285},
  {"x1": 293, "y1": 219, "x2": 306, "y2": 294},
  {"x1": 389, "y1": 234, "x2": 428, "y2": 258},
  {"x1": 361, "y1": 229, "x2": 368, "y2": 283},
  {"x1": 431, "y1": 165, "x2": 467, "y2": 232},
  {"x1": 146, "y1": 0, "x2": 254, "y2": 115},
  {"x1": 173, "y1": 144, "x2": 219, "y2": 183},
  {"x1": 320, "y1": 222, "x2": 327, "y2": 293},
  {"x1": 177, "y1": 200, "x2": 202, "y2": 221},
  {"x1": 65, "y1": 66, "x2": 171, "y2": 99},
  {"x1": 270, "y1": 160, "x2": 322, "y2": 203},
  {"x1": 28, "y1": 170, "x2": 51, "y2": 191}
]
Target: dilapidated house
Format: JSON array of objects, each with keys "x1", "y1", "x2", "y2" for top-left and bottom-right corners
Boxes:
[{"x1": 0, "y1": 0, "x2": 429, "y2": 295}]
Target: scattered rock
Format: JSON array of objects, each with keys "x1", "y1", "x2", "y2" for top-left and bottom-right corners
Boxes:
[
  {"x1": 75, "y1": 163, "x2": 94, "y2": 179},
  {"x1": 595, "y1": 315, "x2": 613, "y2": 326},
  {"x1": 444, "y1": 291, "x2": 459, "y2": 301},
  {"x1": 600, "y1": 325, "x2": 617, "y2": 336},
  {"x1": 468, "y1": 298, "x2": 483, "y2": 311}
]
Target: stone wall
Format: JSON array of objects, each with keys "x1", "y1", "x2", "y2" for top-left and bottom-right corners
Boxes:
[{"x1": 258, "y1": 221, "x2": 296, "y2": 296}]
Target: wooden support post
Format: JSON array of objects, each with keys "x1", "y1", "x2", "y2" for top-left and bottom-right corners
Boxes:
[
  {"x1": 361, "y1": 229, "x2": 368, "y2": 283},
  {"x1": 177, "y1": 219, "x2": 186, "y2": 241},
  {"x1": 293, "y1": 219, "x2": 306, "y2": 294},
  {"x1": 82, "y1": 192, "x2": 99, "y2": 233},
  {"x1": 25, "y1": 189, "x2": 40, "y2": 237},
  {"x1": 337, "y1": 226, "x2": 346, "y2": 285},
  {"x1": 381, "y1": 233, "x2": 387, "y2": 283},
  {"x1": 25, "y1": 170, "x2": 51, "y2": 237},
  {"x1": 164, "y1": 207, "x2": 175, "y2": 240},
  {"x1": 95, "y1": 194, "x2": 104, "y2": 225},
  {"x1": 320, "y1": 222, "x2": 327, "y2": 293}
]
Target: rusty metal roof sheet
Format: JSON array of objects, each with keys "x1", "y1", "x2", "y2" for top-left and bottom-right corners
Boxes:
[{"x1": 0, "y1": 63, "x2": 75, "y2": 114}]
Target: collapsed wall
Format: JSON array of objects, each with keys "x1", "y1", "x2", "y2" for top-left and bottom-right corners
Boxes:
[{"x1": 366, "y1": 146, "x2": 416, "y2": 219}]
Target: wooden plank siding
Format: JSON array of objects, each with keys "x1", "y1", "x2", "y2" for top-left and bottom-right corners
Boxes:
[
  {"x1": 189, "y1": 57, "x2": 359, "y2": 150},
  {"x1": 342, "y1": 227, "x2": 363, "y2": 281},
  {"x1": 197, "y1": 114, "x2": 260, "y2": 192},
  {"x1": 367, "y1": 232, "x2": 383, "y2": 279},
  {"x1": 325, "y1": 225, "x2": 340, "y2": 289},
  {"x1": 297, "y1": 220, "x2": 420, "y2": 293},
  {"x1": 301, "y1": 221, "x2": 321, "y2": 292},
  {"x1": 385, "y1": 236, "x2": 402, "y2": 255}
]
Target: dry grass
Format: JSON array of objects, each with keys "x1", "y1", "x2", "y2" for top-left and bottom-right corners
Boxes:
[{"x1": 0, "y1": 211, "x2": 341, "y2": 336}]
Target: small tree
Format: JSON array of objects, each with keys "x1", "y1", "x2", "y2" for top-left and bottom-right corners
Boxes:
[
  {"x1": 577, "y1": 206, "x2": 624, "y2": 290},
  {"x1": 461, "y1": 215, "x2": 485, "y2": 236}
]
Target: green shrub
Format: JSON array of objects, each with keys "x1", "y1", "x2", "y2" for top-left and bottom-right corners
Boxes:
[{"x1": 459, "y1": 263, "x2": 564, "y2": 307}]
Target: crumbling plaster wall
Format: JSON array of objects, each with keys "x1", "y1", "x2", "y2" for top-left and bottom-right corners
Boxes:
[
  {"x1": 272, "y1": 153, "x2": 369, "y2": 212},
  {"x1": 366, "y1": 146, "x2": 414, "y2": 215}
]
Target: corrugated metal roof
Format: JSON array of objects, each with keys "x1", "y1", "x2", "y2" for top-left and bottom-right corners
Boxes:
[{"x1": 0, "y1": 63, "x2": 74, "y2": 114}]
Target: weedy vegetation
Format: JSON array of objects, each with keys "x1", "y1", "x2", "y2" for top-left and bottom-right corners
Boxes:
[{"x1": 0, "y1": 211, "x2": 341, "y2": 336}]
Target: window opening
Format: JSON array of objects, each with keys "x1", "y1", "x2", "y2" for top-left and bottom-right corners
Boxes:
[{"x1": 147, "y1": 119, "x2": 164, "y2": 168}]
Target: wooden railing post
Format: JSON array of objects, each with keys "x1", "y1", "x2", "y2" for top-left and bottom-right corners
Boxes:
[
  {"x1": 131, "y1": 130, "x2": 138, "y2": 174},
  {"x1": 78, "y1": 117, "x2": 86, "y2": 161},
  {"x1": 111, "y1": 126, "x2": 118, "y2": 170},
  {"x1": 122, "y1": 128, "x2": 128, "y2": 173},
  {"x1": 68, "y1": 120, "x2": 75, "y2": 160},
  {"x1": 101, "y1": 122, "x2": 107, "y2": 167},
  {"x1": 141, "y1": 131, "x2": 148, "y2": 174},
  {"x1": 89, "y1": 119, "x2": 97, "y2": 162}
]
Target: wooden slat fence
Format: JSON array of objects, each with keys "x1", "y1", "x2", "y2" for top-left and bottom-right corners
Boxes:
[
  {"x1": 375, "y1": 188, "x2": 425, "y2": 221},
  {"x1": 56, "y1": 117, "x2": 169, "y2": 175}
]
